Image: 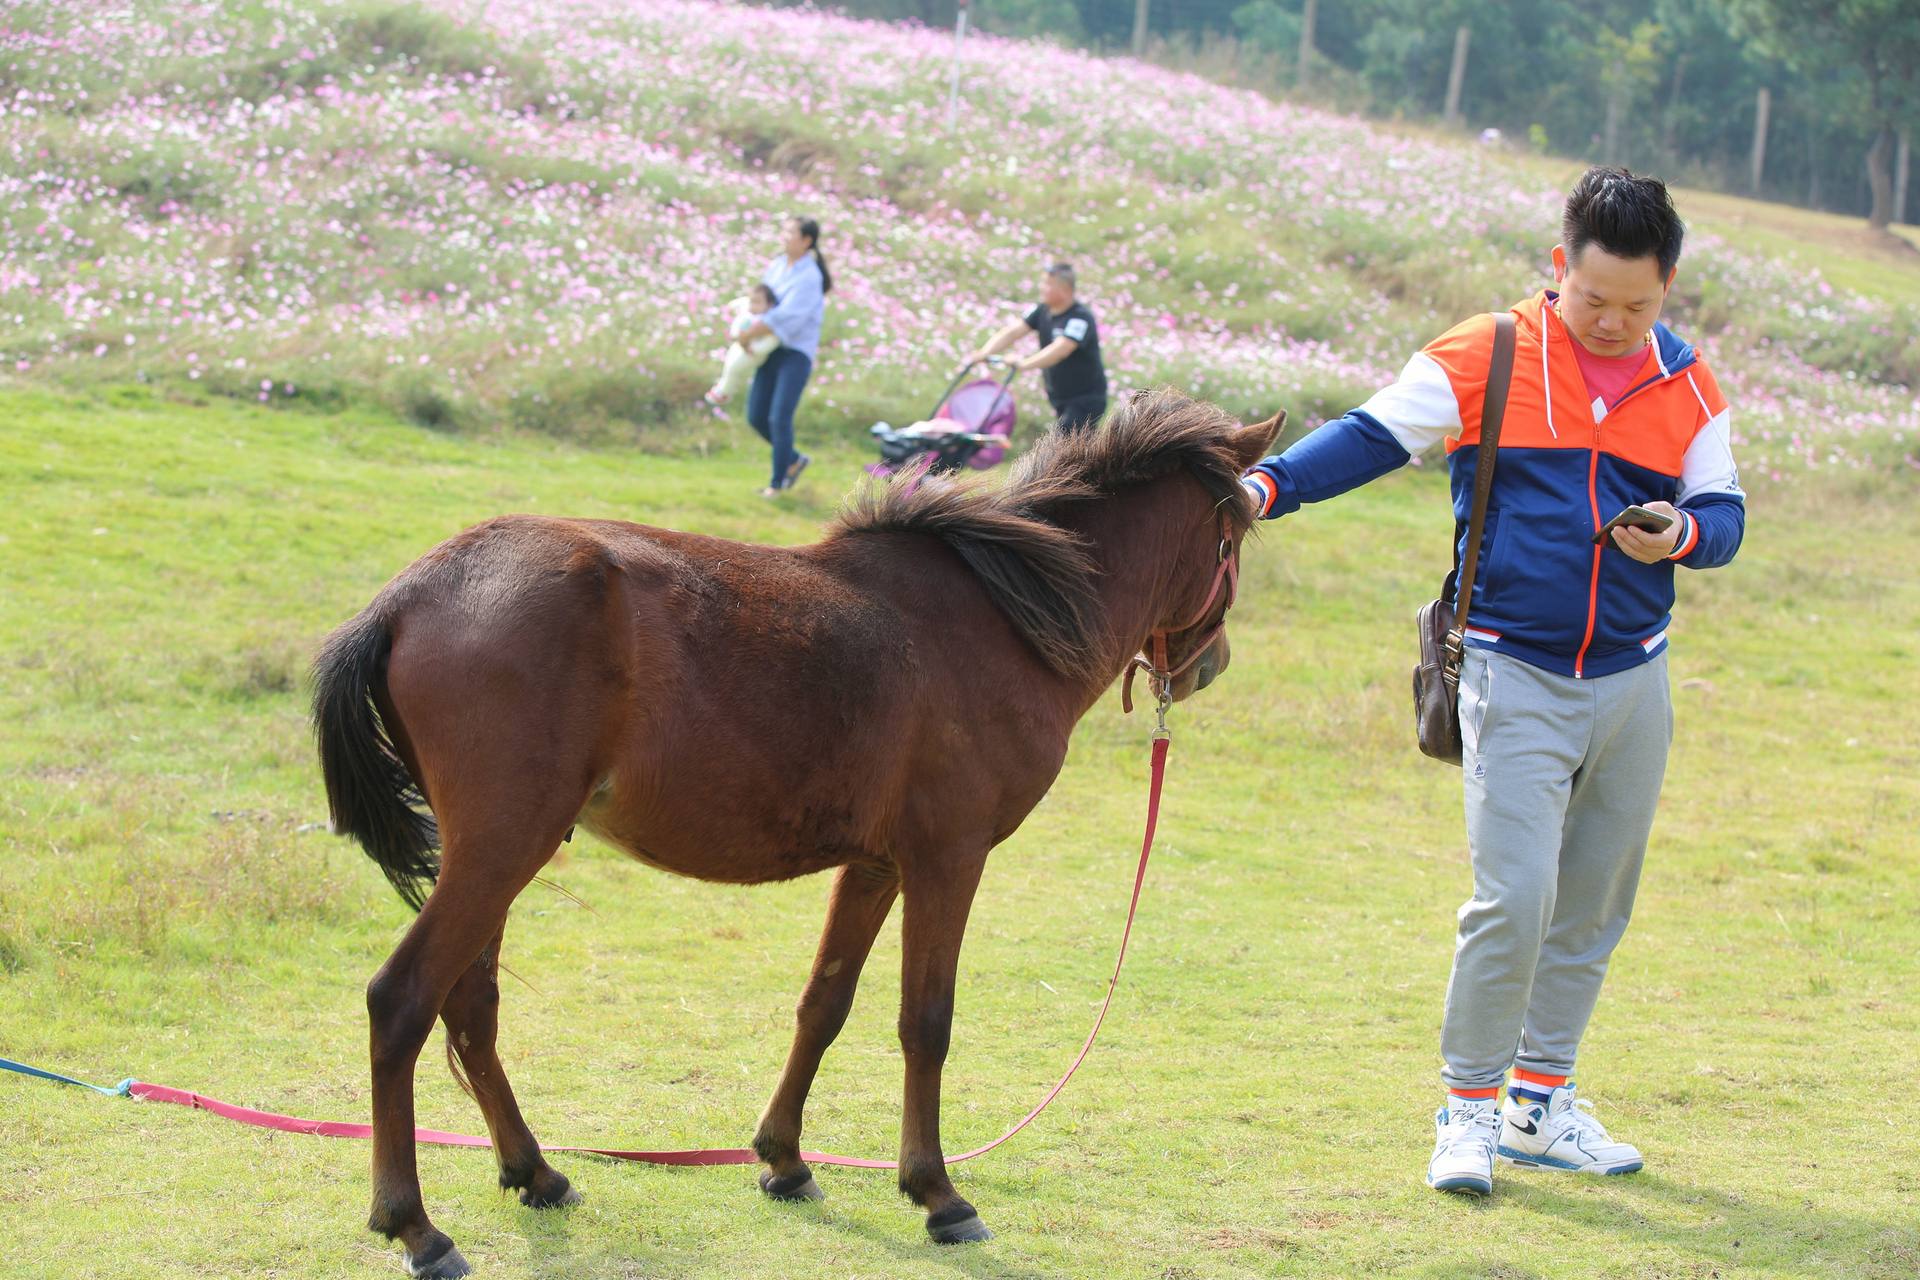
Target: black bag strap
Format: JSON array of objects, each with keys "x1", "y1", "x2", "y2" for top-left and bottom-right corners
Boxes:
[{"x1": 1448, "y1": 313, "x2": 1516, "y2": 656}]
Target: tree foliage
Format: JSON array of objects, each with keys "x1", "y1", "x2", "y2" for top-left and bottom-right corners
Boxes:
[
  {"x1": 1726, "y1": 0, "x2": 1920, "y2": 225},
  {"x1": 800, "y1": 0, "x2": 1918, "y2": 223}
]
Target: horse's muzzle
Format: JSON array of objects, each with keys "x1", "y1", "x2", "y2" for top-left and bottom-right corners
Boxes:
[{"x1": 1190, "y1": 636, "x2": 1230, "y2": 694}]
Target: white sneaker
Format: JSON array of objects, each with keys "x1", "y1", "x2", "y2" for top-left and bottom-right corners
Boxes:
[
  {"x1": 1497, "y1": 1083, "x2": 1644, "y2": 1175},
  {"x1": 1427, "y1": 1099, "x2": 1499, "y2": 1195}
]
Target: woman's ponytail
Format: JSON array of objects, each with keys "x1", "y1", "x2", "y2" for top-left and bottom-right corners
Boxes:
[{"x1": 795, "y1": 215, "x2": 833, "y2": 294}]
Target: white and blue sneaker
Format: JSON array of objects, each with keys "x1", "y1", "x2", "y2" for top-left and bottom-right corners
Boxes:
[
  {"x1": 1498, "y1": 1083, "x2": 1644, "y2": 1175},
  {"x1": 1427, "y1": 1098, "x2": 1500, "y2": 1195}
]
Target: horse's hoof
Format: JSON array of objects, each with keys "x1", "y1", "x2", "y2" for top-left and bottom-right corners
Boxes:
[
  {"x1": 758, "y1": 1168, "x2": 825, "y2": 1202},
  {"x1": 404, "y1": 1236, "x2": 472, "y2": 1280},
  {"x1": 517, "y1": 1171, "x2": 582, "y2": 1210},
  {"x1": 519, "y1": 1182, "x2": 582, "y2": 1210},
  {"x1": 926, "y1": 1205, "x2": 994, "y2": 1244}
]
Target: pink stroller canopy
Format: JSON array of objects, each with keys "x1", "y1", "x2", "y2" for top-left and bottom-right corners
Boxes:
[
  {"x1": 940, "y1": 380, "x2": 1016, "y2": 436},
  {"x1": 938, "y1": 379, "x2": 1015, "y2": 468}
]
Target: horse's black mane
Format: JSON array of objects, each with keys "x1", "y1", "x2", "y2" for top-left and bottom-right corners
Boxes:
[{"x1": 829, "y1": 387, "x2": 1257, "y2": 683}]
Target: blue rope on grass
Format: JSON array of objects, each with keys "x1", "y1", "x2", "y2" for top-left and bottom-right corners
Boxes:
[{"x1": 1, "y1": 1054, "x2": 133, "y2": 1096}]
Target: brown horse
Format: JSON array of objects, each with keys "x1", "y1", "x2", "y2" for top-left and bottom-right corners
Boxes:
[{"x1": 311, "y1": 388, "x2": 1283, "y2": 1277}]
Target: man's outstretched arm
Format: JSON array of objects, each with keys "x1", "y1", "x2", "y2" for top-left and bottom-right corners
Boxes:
[
  {"x1": 967, "y1": 319, "x2": 1033, "y2": 366},
  {"x1": 1019, "y1": 336, "x2": 1079, "y2": 372},
  {"x1": 1243, "y1": 336, "x2": 1474, "y2": 518}
]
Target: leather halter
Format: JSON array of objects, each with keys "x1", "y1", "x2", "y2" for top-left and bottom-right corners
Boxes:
[{"x1": 1121, "y1": 507, "x2": 1240, "y2": 721}]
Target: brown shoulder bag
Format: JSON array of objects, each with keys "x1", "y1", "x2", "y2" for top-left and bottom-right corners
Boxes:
[{"x1": 1413, "y1": 312, "x2": 1516, "y2": 765}]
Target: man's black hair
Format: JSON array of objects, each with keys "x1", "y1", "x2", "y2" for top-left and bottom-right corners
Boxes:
[{"x1": 1562, "y1": 166, "x2": 1685, "y2": 278}]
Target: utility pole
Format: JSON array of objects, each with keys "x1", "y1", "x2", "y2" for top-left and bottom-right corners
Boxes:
[
  {"x1": 1749, "y1": 86, "x2": 1770, "y2": 195},
  {"x1": 1896, "y1": 129, "x2": 1911, "y2": 226},
  {"x1": 1443, "y1": 26, "x2": 1470, "y2": 124},
  {"x1": 1298, "y1": 0, "x2": 1317, "y2": 87},
  {"x1": 1132, "y1": 0, "x2": 1148, "y2": 57},
  {"x1": 947, "y1": 0, "x2": 968, "y2": 133}
]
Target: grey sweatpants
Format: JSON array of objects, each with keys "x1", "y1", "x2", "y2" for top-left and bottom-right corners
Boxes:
[{"x1": 1439, "y1": 647, "x2": 1673, "y2": 1092}]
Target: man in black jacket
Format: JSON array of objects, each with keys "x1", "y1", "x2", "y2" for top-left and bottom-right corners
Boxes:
[{"x1": 967, "y1": 263, "x2": 1108, "y2": 433}]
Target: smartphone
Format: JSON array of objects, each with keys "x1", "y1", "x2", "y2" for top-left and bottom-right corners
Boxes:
[{"x1": 1592, "y1": 505, "x2": 1675, "y2": 546}]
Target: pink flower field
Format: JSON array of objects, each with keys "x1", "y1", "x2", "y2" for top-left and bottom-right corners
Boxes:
[{"x1": 2, "y1": 0, "x2": 1914, "y2": 476}]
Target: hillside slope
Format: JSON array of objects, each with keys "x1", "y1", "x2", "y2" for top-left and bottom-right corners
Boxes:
[{"x1": 1, "y1": 0, "x2": 1915, "y2": 476}]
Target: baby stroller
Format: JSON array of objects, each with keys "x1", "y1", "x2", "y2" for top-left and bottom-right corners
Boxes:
[{"x1": 867, "y1": 358, "x2": 1019, "y2": 478}]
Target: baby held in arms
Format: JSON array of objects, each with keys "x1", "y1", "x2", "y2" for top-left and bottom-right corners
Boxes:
[{"x1": 705, "y1": 283, "x2": 781, "y2": 407}]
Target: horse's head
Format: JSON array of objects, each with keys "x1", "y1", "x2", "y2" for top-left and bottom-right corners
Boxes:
[
  {"x1": 1139, "y1": 406, "x2": 1286, "y2": 707},
  {"x1": 841, "y1": 388, "x2": 1286, "y2": 715}
]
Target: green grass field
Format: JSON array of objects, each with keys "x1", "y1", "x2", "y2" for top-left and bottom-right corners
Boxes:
[{"x1": 3, "y1": 383, "x2": 1916, "y2": 1279}]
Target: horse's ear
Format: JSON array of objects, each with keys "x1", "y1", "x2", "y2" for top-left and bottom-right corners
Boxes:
[{"x1": 1231, "y1": 409, "x2": 1287, "y2": 469}]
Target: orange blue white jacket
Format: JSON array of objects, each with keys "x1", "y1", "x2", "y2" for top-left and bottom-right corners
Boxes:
[{"x1": 1242, "y1": 290, "x2": 1744, "y2": 679}]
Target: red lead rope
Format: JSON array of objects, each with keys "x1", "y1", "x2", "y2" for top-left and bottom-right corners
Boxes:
[{"x1": 122, "y1": 735, "x2": 1173, "y2": 1170}]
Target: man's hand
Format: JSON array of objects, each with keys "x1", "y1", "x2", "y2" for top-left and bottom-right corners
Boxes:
[
  {"x1": 965, "y1": 347, "x2": 990, "y2": 367},
  {"x1": 1240, "y1": 473, "x2": 1275, "y2": 519},
  {"x1": 1611, "y1": 499, "x2": 1684, "y2": 563}
]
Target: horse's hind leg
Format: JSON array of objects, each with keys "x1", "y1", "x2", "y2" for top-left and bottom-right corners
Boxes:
[
  {"x1": 366, "y1": 868, "x2": 526, "y2": 1279},
  {"x1": 441, "y1": 927, "x2": 579, "y2": 1209},
  {"x1": 366, "y1": 816, "x2": 577, "y2": 1278},
  {"x1": 753, "y1": 861, "x2": 900, "y2": 1202}
]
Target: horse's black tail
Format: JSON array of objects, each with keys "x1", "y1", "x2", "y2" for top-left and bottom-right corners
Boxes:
[{"x1": 311, "y1": 608, "x2": 440, "y2": 911}]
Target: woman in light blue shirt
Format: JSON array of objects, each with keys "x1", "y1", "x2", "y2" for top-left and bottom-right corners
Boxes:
[{"x1": 735, "y1": 216, "x2": 831, "y2": 496}]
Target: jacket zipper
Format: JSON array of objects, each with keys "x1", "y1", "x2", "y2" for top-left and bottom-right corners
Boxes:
[
  {"x1": 1573, "y1": 361, "x2": 1685, "y2": 678},
  {"x1": 1575, "y1": 424, "x2": 1602, "y2": 679},
  {"x1": 1551, "y1": 308, "x2": 1692, "y2": 678}
]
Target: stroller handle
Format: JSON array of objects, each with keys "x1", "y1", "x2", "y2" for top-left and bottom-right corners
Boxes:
[
  {"x1": 929, "y1": 356, "x2": 1020, "y2": 422},
  {"x1": 977, "y1": 355, "x2": 1024, "y2": 377}
]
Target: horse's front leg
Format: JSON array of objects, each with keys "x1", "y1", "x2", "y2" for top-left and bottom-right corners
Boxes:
[
  {"x1": 753, "y1": 861, "x2": 900, "y2": 1202},
  {"x1": 896, "y1": 849, "x2": 993, "y2": 1244}
]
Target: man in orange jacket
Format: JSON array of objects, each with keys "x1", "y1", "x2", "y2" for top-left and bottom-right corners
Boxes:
[{"x1": 1242, "y1": 167, "x2": 1745, "y2": 1196}]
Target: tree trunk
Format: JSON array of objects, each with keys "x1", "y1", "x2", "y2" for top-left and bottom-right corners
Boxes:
[
  {"x1": 1750, "y1": 86, "x2": 1770, "y2": 195},
  {"x1": 1602, "y1": 59, "x2": 1624, "y2": 165},
  {"x1": 1866, "y1": 125, "x2": 1895, "y2": 230},
  {"x1": 1297, "y1": 0, "x2": 1317, "y2": 87},
  {"x1": 1661, "y1": 53, "x2": 1687, "y2": 156},
  {"x1": 1131, "y1": 0, "x2": 1148, "y2": 57},
  {"x1": 1896, "y1": 130, "x2": 1911, "y2": 227},
  {"x1": 1805, "y1": 117, "x2": 1822, "y2": 208},
  {"x1": 1443, "y1": 26, "x2": 1470, "y2": 124}
]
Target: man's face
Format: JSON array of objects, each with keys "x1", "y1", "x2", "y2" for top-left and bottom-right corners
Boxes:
[
  {"x1": 1552, "y1": 244, "x2": 1673, "y2": 356},
  {"x1": 1041, "y1": 273, "x2": 1073, "y2": 312}
]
